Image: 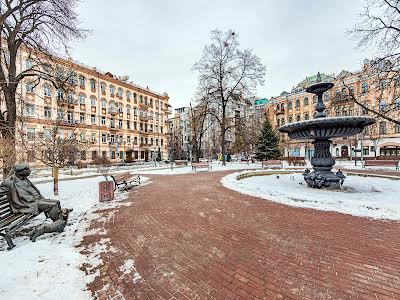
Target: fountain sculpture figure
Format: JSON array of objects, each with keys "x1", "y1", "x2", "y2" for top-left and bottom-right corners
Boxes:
[{"x1": 279, "y1": 73, "x2": 375, "y2": 189}]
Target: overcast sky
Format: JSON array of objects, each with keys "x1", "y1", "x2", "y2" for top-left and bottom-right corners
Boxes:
[{"x1": 70, "y1": 0, "x2": 372, "y2": 109}]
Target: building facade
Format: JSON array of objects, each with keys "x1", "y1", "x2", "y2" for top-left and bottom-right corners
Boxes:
[
  {"x1": 267, "y1": 61, "x2": 400, "y2": 160},
  {"x1": 5, "y1": 54, "x2": 172, "y2": 166}
]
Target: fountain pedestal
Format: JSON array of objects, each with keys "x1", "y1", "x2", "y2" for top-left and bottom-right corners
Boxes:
[{"x1": 303, "y1": 139, "x2": 344, "y2": 189}]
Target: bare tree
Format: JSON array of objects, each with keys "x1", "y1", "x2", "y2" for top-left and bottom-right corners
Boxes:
[
  {"x1": 189, "y1": 98, "x2": 210, "y2": 162},
  {"x1": 346, "y1": 0, "x2": 400, "y2": 125},
  {"x1": 193, "y1": 29, "x2": 266, "y2": 165},
  {"x1": 0, "y1": 0, "x2": 87, "y2": 177}
]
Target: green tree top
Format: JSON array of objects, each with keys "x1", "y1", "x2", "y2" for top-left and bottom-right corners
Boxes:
[{"x1": 255, "y1": 118, "x2": 281, "y2": 160}]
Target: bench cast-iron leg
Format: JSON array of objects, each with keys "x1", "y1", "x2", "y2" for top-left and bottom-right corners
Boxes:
[{"x1": 0, "y1": 232, "x2": 16, "y2": 250}]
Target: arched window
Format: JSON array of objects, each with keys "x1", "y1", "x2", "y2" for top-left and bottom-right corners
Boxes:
[
  {"x1": 109, "y1": 101, "x2": 116, "y2": 111},
  {"x1": 276, "y1": 104, "x2": 280, "y2": 110},
  {"x1": 90, "y1": 79, "x2": 96, "y2": 91},
  {"x1": 379, "y1": 121, "x2": 387, "y2": 134},
  {"x1": 126, "y1": 105, "x2": 131, "y2": 114},
  {"x1": 43, "y1": 84, "x2": 51, "y2": 97},
  {"x1": 313, "y1": 95, "x2": 318, "y2": 103},
  {"x1": 296, "y1": 115, "x2": 301, "y2": 122},
  {"x1": 277, "y1": 119, "x2": 280, "y2": 126},
  {"x1": 281, "y1": 118, "x2": 285, "y2": 125},
  {"x1": 280, "y1": 103, "x2": 284, "y2": 110},
  {"x1": 288, "y1": 116, "x2": 293, "y2": 123},
  {"x1": 26, "y1": 82, "x2": 34, "y2": 93},
  {"x1": 90, "y1": 96, "x2": 97, "y2": 107},
  {"x1": 295, "y1": 99, "x2": 300, "y2": 108},
  {"x1": 126, "y1": 90, "x2": 131, "y2": 99},
  {"x1": 110, "y1": 85, "x2": 115, "y2": 95},
  {"x1": 304, "y1": 113, "x2": 309, "y2": 120},
  {"x1": 324, "y1": 93, "x2": 330, "y2": 101},
  {"x1": 361, "y1": 82, "x2": 368, "y2": 93},
  {"x1": 118, "y1": 103, "x2": 123, "y2": 113},
  {"x1": 303, "y1": 97, "x2": 309, "y2": 106},
  {"x1": 100, "y1": 82, "x2": 106, "y2": 93},
  {"x1": 79, "y1": 76, "x2": 85, "y2": 87},
  {"x1": 117, "y1": 87, "x2": 123, "y2": 97},
  {"x1": 79, "y1": 93, "x2": 86, "y2": 104},
  {"x1": 100, "y1": 99, "x2": 107, "y2": 109},
  {"x1": 287, "y1": 101, "x2": 292, "y2": 110}
]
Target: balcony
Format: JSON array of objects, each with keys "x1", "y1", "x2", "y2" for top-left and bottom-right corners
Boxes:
[
  {"x1": 108, "y1": 108, "x2": 118, "y2": 115},
  {"x1": 109, "y1": 125, "x2": 118, "y2": 131},
  {"x1": 275, "y1": 109, "x2": 285, "y2": 115},
  {"x1": 59, "y1": 119, "x2": 79, "y2": 126},
  {"x1": 139, "y1": 115, "x2": 152, "y2": 122},
  {"x1": 57, "y1": 98, "x2": 79, "y2": 106}
]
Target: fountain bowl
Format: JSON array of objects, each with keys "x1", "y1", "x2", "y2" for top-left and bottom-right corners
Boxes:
[{"x1": 279, "y1": 116, "x2": 376, "y2": 140}]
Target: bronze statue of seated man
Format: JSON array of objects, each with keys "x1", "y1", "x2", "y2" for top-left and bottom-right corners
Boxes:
[{"x1": 1, "y1": 163, "x2": 71, "y2": 227}]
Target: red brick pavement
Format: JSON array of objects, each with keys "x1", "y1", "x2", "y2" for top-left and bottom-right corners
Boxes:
[{"x1": 82, "y1": 171, "x2": 400, "y2": 300}]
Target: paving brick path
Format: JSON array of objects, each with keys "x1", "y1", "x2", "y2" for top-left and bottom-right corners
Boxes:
[{"x1": 84, "y1": 171, "x2": 400, "y2": 300}]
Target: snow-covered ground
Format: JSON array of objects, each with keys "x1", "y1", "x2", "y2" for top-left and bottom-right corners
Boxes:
[
  {"x1": 335, "y1": 160, "x2": 399, "y2": 171},
  {"x1": 222, "y1": 171, "x2": 400, "y2": 220},
  {"x1": 0, "y1": 175, "x2": 149, "y2": 300}
]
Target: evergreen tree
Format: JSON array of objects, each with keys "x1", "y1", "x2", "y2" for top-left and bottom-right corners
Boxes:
[{"x1": 255, "y1": 119, "x2": 281, "y2": 160}]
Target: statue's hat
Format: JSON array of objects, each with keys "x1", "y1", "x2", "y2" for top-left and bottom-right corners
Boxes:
[{"x1": 15, "y1": 163, "x2": 29, "y2": 171}]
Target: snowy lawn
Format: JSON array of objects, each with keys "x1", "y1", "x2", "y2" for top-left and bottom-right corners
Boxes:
[
  {"x1": 222, "y1": 171, "x2": 400, "y2": 220},
  {"x1": 0, "y1": 175, "x2": 149, "y2": 300},
  {"x1": 139, "y1": 162, "x2": 268, "y2": 175}
]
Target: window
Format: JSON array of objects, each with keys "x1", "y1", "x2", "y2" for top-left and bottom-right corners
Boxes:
[
  {"x1": 362, "y1": 104, "x2": 369, "y2": 115},
  {"x1": 90, "y1": 79, "x2": 96, "y2": 91},
  {"x1": 133, "y1": 93, "x2": 137, "y2": 102},
  {"x1": 363, "y1": 147, "x2": 370, "y2": 156},
  {"x1": 80, "y1": 113, "x2": 85, "y2": 123},
  {"x1": 118, "y1": 103, "x2": 123, "y2": 113},
  {"x1": 313, "y1": 95, "x2": 318, "y2": 103},
  {"x1": 80, "y1": 151, "x2": 86, "y2": 160},
  {"x1": 26, "y1": 59, "x2": 33, "y2": 70},
  {"x1": 324, "y1": 93, "x2": 330, "y2": 101},
  {"x1": 101, "y1": 116, "x2": 106, "y2": 125},
  {"x1": 134, "y1": 137, "x2": 138, "y2": 145},
  {"x1": 288, "y1": 116, "x2": 293, "y2": 123},
  {"x1": 380, "y1": 80, "x2": 387, "y2": 90},
  {"x1": 118, "y1": 119, "x2": 123, "y2": 128},
  {"x1": 361, "y1": 82, "x2": 368, "y2": 93},
  {"x1": 25, "y1": 104, "x2": 35, "y2": 117},
  {"x1": 79, "y1": 76, "x2": 85, "y2": 87},
  {"x1": 44, "y1": 106, "x2": 52, "y2": 118},
  {"x1": 110, "y1": 85, "x2": 115, "y2": 95},
  {"x1": 79, "y1": 94, "x2": 86, "y2": 104},
  {"x1": 139, "y1": 95, "x2": 143, "y2": 103},
  {"x1": 379, "y1": 121, "x2": 387, "y2": 134},
  {"x1": 395, "y1": 123, "x2": 400, "y2": 134},
  {"x1": 80, "y1": 132, "x2": 86, "y2": 142},
  {"x1": 57, "y1": 89, "x2": 64, "y2": 100},
  {"x1": 304, "y1": 113, "x2": 309, "y2": 120},
  {"x1": 27, "y1": 128, "x2": 35, "y2": 140},
  {"x1": 117, "y1": 88, "x2": 123, "y2": 97},
  {"x1": 91, "y1": 115, "x2": 96, "y2": 124},
  {"x1": 57, "y1": 108, "x2": 65, "y2": 120},
  {"x1": 109, "y1": 101, "x2": 116, "y2": 112},
  {"x1": 26, "y1": 82, "x2": 34, "y2": 93},
  {"x1": 100, "y1": 83, "x2": 106, "y2": 93},
  {"x1": 296, "y1": 115, "x2": 301, "y2": 122},
  {"x1": 380, "y1": 100, "x2": 387, "y2": 112},
  {"x1": 126, "y1": 105, "x2": 131, "y2": 114},
  {"x1": 90, "y1": 97, "x2": 97, "y2": 107},
  {"x1": 395, "y1": 99, "x2": 400, "y2": 110},
  {"x1": 44, "y1": 84, "x2": 51, "y2": 97},
  {"x1": 287, "y1": 101, "x2": 292, "y2": 110},
  {"x1": 101, "y1": 99, "x2": 107, "y2": 109},
  {"x1": 161, "y1": 139, "x2": 163, "y2": 146},
  {"x1": 127, "y1": 136, "x2": 131, "y2": 143},
  {"x1": 303, "y1": 97, "x2": 309, "y2": 106},
  {"x1": 101, "y1": 134, "x2": 107, "y2": 143},
  {"x1": 126, "y1": 90, "x2": 131, "y2": 99},
  {"x1": 295, "y1": 99, "x2": 300, "y2": 108}
]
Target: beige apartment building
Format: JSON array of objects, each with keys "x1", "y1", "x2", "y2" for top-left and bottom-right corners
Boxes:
[
  {"x1": 11, "y1": 54, "x2": 171, "y2": 165},
  {"x1": 267, "y1": 60, "x2": 400, "y2": 160}
]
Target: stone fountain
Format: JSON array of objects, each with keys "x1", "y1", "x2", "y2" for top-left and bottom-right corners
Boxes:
[{"x1": 279, "y1": 74, "x2": 375, "y2": 189}]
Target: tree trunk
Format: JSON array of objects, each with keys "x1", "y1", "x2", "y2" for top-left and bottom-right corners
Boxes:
[{"x1": 221, "y1": 106, "x2": 226, "y2": 166}]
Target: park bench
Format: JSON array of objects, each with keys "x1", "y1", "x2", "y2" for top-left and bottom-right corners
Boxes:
[
  {"x1": 261, "y1": 160, "x2": 283, "y2": 168},
  {"x1": 192, "y1": 163, "x2": 212, "y2": 172},
  {"x1": 111, "y1": 172, "x2": 141, "y2": 191},
  {"x1": 0, "y1": 190, "x2": 37, "y2": 250},
  {"x1": 363, "y1": 160, "x2": 399, "y2": 170},
  {"x1": 174, "y1": 160, "x2": 188, "y2": 166}
]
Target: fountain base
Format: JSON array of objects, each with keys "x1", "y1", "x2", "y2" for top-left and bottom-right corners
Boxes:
[{"x1": 303, "y1": 169, "x2": 345, "y2": 189}]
